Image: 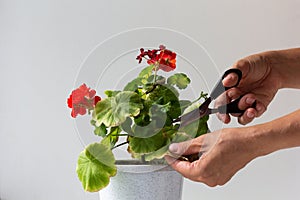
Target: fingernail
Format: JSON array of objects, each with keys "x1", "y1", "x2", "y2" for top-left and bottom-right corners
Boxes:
[
  {"x1": 224, "y1": 75, "x2": 235, "y2": 86},
  {"x1": 257, "y1": 104, "x2": 263, "y2": 112},
  {"x1": 169, "y1": 143, "x2": 179, "y2": 153},
  {"x1": 227, "y1": 74, "x2": 234, "y2": 80},
  {"x1": 247, "y1": 111, "x2": 255, "y2": 118},
  {"x1": 246, "y1": 97, "x2": 255, "y2": 105},
  {"x1": 164, "y1": 155, "x2": 176, "y2": 164}
]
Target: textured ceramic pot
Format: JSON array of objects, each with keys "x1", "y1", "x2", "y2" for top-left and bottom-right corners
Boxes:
[{"x1": 99, "y1": 160, "x2": 183, "y2": 200}]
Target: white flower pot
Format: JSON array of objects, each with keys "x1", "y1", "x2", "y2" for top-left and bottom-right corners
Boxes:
[{"x1": 99, "y1": 160, "x2": 183, "y2": 200}]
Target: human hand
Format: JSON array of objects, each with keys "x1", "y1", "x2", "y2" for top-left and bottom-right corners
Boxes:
[
  {"x1": 165, "y1": 128, "x2": 258, "y2": 186},
  {"x1": 219, "y1": 51, "x2": 282, "y2": 125}
]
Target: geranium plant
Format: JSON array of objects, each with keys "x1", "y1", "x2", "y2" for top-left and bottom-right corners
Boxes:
[{"x1": 67, "y1": 45, "x2": 209, "y2": 192}]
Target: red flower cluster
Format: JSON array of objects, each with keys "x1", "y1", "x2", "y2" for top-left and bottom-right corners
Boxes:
[
  {"x1": 136, "y1": 45, "x2": 176, "y2": 72},
  {"x1": 67, "y1": 84, "x2": 101, "y2": 118}
]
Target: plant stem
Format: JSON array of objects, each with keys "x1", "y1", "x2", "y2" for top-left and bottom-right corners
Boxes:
[
  {"x1": 141, "y1": 155, "x2": 146, "y2": 163},
  {"x1": 186, "y1": 91, "x2": 209, "y2": 107},
  {"x1": 190, "y1": 96, "x2": 202, "y2": 105},
  {"x1": 111, "y1": 141, "x2": 129, "y2": 150},
  {"x1": 145, "y1": 83, "x2": 157, "y2": 94},
  {"x1": 152, "y1": 64, "x2": 158, "y2": 84},
  {"x1": 111, "y1": 134, "x2": 128, "y2": 136}
]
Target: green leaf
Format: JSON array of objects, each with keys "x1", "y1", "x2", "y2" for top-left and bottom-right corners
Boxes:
[
  {"x1": 138, "y1": 65, "x2": 154, "y2": 79},
  {"x1": 167, "y1": 73, "x2": 191, "y2": 89},
  {"x1": 94, "y1": 91, "x2": 143, "y2": 127},
  {"x1": 133, "y1": 104, "x2": 151, "y2": 127},
  {"x1": 147, "y1": 75, "x2": 166, "y2": 85},
  {"x1": 94, "y1": 124, "x2": 107, "y2": 137},
  {"x1": 123, "y1": 78, "x2": 142, "y2": 91},
  {"x1": 182, "y1": 102, "x2": 201, "y2": 115},
  {"x1": 195, "y1": 115, "x2": 209, "y2": 137},
  {"x1": 150, "y1": 102, "x2": 171, "y2": 114},
  {"x1": 179, "y1": 101, "x2": 209, "y2": 137},
  {"x1": 132, "y1": 103, "x2": 173, "y2": 139},
  {"x1": 166, "y1": 85, "x2": 179, "y2": 98},
  {"x1": 142, "y1": 126, "x2": 178, "y2": 161},
  {"x1": 148, "y1": 103, "x2": 169, "y2": 128},
  {"x1": 101, "y1": 126, "x2": 121, "y2": 148},
  {"x1": 146, "y1": 84, "x2": 181, "y2": 119},
  {"x1": 144, "y1": 141, "x2": 170, "y2": 161},
  {"x1": 120, "y1": 117, "x2": 134, "y2": 135},
  {"x1": 134, "y1": 114, "x2": 151, "y2": 126},
  {"x1": 171, "y1": 131, "x2": 193, "y2": 143},
  {"x1": 132, "y1": 121, "x2": 161, "y2": 138},
  {"x1": 179, "y1": 100, "x2": 192, "y2": 113},
  {"x1": 178, "y1": 115, "x2": 209, "y2": 138},
  {"x1": 76, "y1": 143, "x2": 117, "y2": 192},
  {"x1": 128, "y1": 131, "x2": 167, "y2": 154},
  {"x1": 104, "y1": 90, "x2": 121, "y2": 97}
]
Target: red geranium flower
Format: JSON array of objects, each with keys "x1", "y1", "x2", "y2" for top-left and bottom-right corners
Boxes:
[
  {"x1": 67, "y1": 84, "x2": 101, "y2": 118},
  {"x1": 157, "y1": 49, "x2": 176, "y2": 72},
  {"x1": 136, "y1": 45, "x2": 176, "y2": 72}
]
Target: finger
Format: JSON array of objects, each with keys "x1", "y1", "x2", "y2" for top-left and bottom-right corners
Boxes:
[
  {"x1": 255, "y1": 101, "x2": 266, "y2": 117},
  {"x1": 237, "y1": 108, "x2": 257, "y2": 125},
  {"x1": 217, "y1": 93, "x2": 255, "y2": 124},
  {"x1": 217, "y1": 113, "x2": 231, "y2": 124},
  {"x1": 215, "y1": 91, "x2": 231, "y2": 123},
  {"x1": 215, "y1": 88, "x2": 242, "y2": 123},
  {"x1": 222, "y1": 72, "x2": 239, "y2": 87},
  {"x1": 169, "y1": 136, "x2": 205, "y2": 156},
  {"x1": 235, "y1": 94, "x2": 257, "y2": 125},
  {"x1": 237, "y1": 93, "x2": 256, "y2": 110},
  {"x1": 165, "y1": 155, "x2": 201, "y2": 180},
  {"x1": 237, "y1": 101, "x2": 266, "y2": 125},
  {"x1": 226, "y1": 88, "x2": 243, "y2": 100},
  {"x1": 166, "y1": 155, "x2": 219, "y2": 186},
  {"x1": 232, "y1": 58, "x2": 251, "y2": 80}
]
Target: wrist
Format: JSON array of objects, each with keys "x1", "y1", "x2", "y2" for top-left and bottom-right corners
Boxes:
[
  {"x1": 259, "y1": 50, "x2": 285, "y2": 90},
  {"x1": 222, "y1": 126, "x2": 271, "y2": 160},
  {"x1": 247, "y1": 110, "x2": 300, "y2": 157},
  {"x1": 247, "y1": 124, "x2": 275, "y2": 158}
]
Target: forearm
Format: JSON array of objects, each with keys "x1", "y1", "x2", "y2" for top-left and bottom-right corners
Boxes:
[
  {"x1": 250, "y1": 109, "x2": 300, "y2": 157},
  {"x1": 269, "y1": 48, "x2": 300, "y2": 89}
]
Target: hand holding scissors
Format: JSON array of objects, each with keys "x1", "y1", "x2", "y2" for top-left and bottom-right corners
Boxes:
[{"x1": 175, "y1": 69, "x2": 256, "y2": 127}]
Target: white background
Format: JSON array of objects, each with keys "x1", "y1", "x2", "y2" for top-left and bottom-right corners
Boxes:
[{"x1": 1, "y1": 0, "x2": 300, "y2": 199}]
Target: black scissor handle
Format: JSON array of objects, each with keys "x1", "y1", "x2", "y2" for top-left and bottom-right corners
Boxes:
[
  {"x1": 217, "y1": 95, "x2": 257, "y2": 114},
  {"x1": 217, "y1": 96, "x2": 243, "y2": 114},
  {"x1": 210, "y1": 68, "x2": 242, "y2": 100}
]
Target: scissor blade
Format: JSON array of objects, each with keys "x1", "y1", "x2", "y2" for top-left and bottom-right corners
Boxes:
[
  {"x1": 179, "y1": 109, "x2": 207, "y2": 127},
  {"x1": 178, "y1": 97, "x2": 211, "y2": 127}
]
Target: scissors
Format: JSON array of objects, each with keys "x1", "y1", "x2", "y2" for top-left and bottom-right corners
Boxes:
[{"x1": 175, "y1": 68, "x2": 253, "y2": 127}]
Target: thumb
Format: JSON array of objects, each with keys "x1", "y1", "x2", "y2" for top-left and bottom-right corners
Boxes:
[
  {"x1": 222, "y1": 72, "x2": 239, "y2": 88},
  {"x1": 223, "y1": 58, "x2": 251, "y2": 88}
]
